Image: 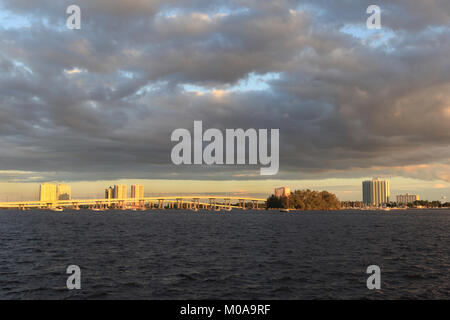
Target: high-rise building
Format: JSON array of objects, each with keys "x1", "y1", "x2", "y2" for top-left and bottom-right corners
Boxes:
[
  {"x1": 131, "y1": 185, "x2": 144, "y2": 199},
  {"x1": 57, "y1": 184, "x2": 71, "y2": 200},
  {"x1": 275, "y1": 187, "x2": 291, "y2": 198},
  {"x1": 113, "y1": 185, "x2": 127, "y2": 199},
  {"x1": 396, "y1": 194, "x2": 419, "y2": 204},
  {"x1": 105, "y1": 186, "x2": 114, "y2": 199},
  {"x1": 362, "y1": 178, "x2": 390, "y2": 206},
  {"x1": 39, "y1": 183, "x2": 57, "y2": 203}
]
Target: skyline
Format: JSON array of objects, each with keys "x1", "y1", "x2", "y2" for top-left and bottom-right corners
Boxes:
[
  {"x1": 0, "y1": 176, "x2": 448, "y2": 202},
  {"x1": 1, "y1": 1, "x2": 450, "y2": 199}
]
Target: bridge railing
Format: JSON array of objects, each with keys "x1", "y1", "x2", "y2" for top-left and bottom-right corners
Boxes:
[{"x1": 0, "y1": 196, "x2": 267, "y2": 210}]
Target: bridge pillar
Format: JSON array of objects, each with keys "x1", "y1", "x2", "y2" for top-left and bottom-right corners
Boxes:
[
  {"x1": 180, "y1": 200, "x2": 183, "y2": 209},
  {"x1": 192, "y1": 198, "x2": 199, "y2": 210},
  {"x1": 225, "y1": 198, "x2": 231, "y2": 210}
]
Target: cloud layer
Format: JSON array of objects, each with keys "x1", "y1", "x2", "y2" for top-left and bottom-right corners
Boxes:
[{"x1": 1, "y1": 0, "x2": 450, "y2": 182}]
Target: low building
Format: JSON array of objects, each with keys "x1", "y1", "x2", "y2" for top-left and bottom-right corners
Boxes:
[
  {"x1": 275, "y1": 187, "x2": 291, "y2": 198},
  {"x1": 396, "y1": 194, "x2": 419, "y2": 204}
]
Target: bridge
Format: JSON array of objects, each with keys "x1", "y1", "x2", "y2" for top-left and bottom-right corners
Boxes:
[{"x1": 0, "y1": 196, "x2": 267, "y2": 211}]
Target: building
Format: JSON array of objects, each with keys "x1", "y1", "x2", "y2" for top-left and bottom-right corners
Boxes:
[
  {"x1": 131, "y1": 184, "x2": 144, "y2": 200},
  {"x1": 396, "y1": 194, "x2": 419, "y2": 204},
  {"x1": 57, "y1": 184, "x2": 71, "y2": 200},
  {"x1": 131, "y1": 184, "x2": 144, "y2": 206},
  {"x1": 40, "y1": 183, "x2": 71, "y2": 203},
  {"x1": 113, "y1": 184, "x2": 127, "y2": 199},
  {"x1": 105, "y1": 186, "x2": 114, "y2": 199},
  {"x1": 275, "y1": 187, "x2": 291, "y2": 198},
  {"x1": 362, "y1": 178, "x2": 390, "y2": 206},
  {"x1": 40, "y1": 183, "x2": 57, "y2": 203}
]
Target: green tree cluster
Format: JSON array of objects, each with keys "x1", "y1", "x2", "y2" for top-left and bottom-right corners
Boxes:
[
  {"x1": 407, "y1": 200, "x2": 449, "y2": 208},
  {"x1": 267, "y1": 189, "x2": 341, "y2": 210}
]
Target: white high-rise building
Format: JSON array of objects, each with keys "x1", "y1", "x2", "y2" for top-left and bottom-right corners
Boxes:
[
  {"x1": 40, "y1": 183, "x2": 57, "y2": 203},
  {"x1": 131, "y1": 185, "x2": 144, "y2": 199},
  {"x1": 105, "y1": 186, "x2": 114, "y2": 199},
  {"x1": 362, "y1": 178, "x2": 390, "y2": 206},
  {"x1": 113, "y1": 185, "x2": 127, "y2": 199},
  {"x1": 57, "y1": 184, "x2": 71, "y2": 200},
  {"x1": 40, "y1": 183, "x2": 71, "y2": 203}
]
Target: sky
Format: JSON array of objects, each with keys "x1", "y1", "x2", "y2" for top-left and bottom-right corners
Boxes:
[{"x1": 1, "y1": 0, "x2": 450, "y2": 201}]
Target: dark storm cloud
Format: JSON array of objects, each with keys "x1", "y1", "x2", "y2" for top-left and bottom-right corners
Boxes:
[{"x1": 1, "y1": 0, "x2": 450, "y2": 182}]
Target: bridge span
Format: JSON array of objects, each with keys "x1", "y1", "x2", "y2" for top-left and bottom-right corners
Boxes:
[{"x1": 0, "y1": 196, "x2": 267, "y2": 211}]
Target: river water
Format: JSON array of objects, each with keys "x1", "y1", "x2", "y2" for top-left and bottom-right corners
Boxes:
[{"x1": 0, "y1": 209, "x2": 448, "y2": 299}]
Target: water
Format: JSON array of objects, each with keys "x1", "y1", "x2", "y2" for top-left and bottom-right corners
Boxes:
[{"x1": 0, "y1": 209, "x2": 448, "y2": 299}]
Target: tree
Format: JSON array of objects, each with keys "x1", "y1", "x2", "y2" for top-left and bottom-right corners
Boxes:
[
  {"x1": 266, "y1": 195, "x2": 283, "y2": 209},
  {"x1": 266, "y1": 189, "x2": 341, "y2": 210}
]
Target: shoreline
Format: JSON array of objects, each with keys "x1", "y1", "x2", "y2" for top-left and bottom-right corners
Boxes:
[{"x1": 1, "y1": 207, "x2": 449, "y2": 212}]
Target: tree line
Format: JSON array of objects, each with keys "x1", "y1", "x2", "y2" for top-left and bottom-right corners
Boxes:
[
  {"x1": 267, "y1": 189, "x2": 341, "y2": 210},
  {"x1": 404, "y1": 200, "x2": 450, "y2": 208}
]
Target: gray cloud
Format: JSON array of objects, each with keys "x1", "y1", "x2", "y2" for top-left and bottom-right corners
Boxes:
[{"x1": 1, "y1": 0, "x2": 450, "y2": 182}]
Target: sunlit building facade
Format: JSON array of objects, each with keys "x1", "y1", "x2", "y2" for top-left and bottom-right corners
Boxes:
[
  {"x1": 57, "y1": 184, "x2": 71, "y2": 200},
  {"x1": 105, "y1": 186, "x2": 113, "y2": 199},
  {"x1": 40, "y1": 183, "x2": 71, "y2": 202},
  {"x1": 396, "y1": 194, "x2": 419, "y2": 204},
  {"x1": 131, "y1": 185, "x2": 144, "y2": 199},
  {"x1": 362, "y1": 178, "x2": 390, "y2": 206},
  {"x1": 113, "y1": 184, "x2": 127, "y2": 199},
  {"x1": 275, "y1": 187, "x2": 291, "y2": 198},
  {"x1": 39, "y1": 183, "x2": 57, "y2": 203}
]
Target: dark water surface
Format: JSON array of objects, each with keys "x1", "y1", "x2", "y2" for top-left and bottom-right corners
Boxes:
[{"x1": 0, "y1": 209, "x2": 448, "y2": 299}]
